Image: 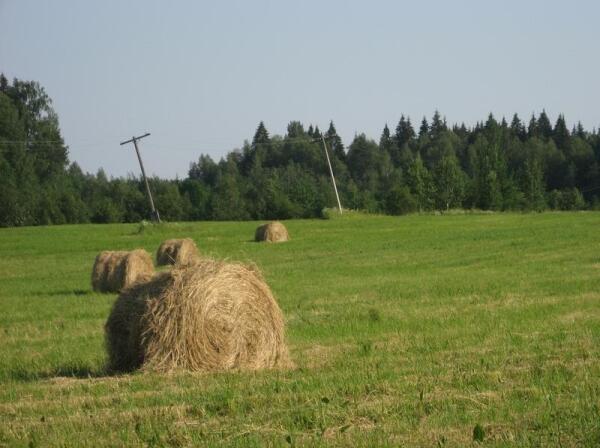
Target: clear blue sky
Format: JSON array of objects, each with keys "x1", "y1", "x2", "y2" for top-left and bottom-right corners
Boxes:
[{"x1": 1, "y1": 0, "x2": 598, "y2": 178}]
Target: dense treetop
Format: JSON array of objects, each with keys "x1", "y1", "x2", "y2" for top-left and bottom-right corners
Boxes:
[{"x1": 1, "y1": 75, "x2": 599, "y2": 227}]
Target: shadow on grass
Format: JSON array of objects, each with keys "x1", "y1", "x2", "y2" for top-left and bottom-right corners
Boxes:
[
  {"x1": 32, "y1": 289, "x2": 93, "y2": 298},
  {"x1": 5, "y1": 363, "x2": 118, "y2": 383}
]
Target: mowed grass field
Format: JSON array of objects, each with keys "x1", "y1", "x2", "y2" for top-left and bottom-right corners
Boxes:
[{"x1": 0, "y1": 213, "x2": 599, "y2": 447}]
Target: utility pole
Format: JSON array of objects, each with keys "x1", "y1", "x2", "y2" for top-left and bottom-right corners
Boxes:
[
  {"x1": 320, "y1": 134, "x2": 343, "y2": 214},
  {"x1": 120, "y1": 132, "x2": 161, "y2": 222}
]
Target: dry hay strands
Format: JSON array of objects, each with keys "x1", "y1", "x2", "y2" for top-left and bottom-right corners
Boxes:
[
  {"x1": 91, "y1": 250, "x2": 154, "y2": 293},
  {"x1": 105, "y1": 258, "x2": 291, "y2": 373},
  {"x1": 156, "y1": 238, "x2": 200, "y2": 266},
  {"x1": 255, "y1": 221, "x2": 290, "y2": 243}
]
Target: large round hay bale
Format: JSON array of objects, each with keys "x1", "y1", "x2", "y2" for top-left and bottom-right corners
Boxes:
[
  {"x1": 255, "y1": 221, "x2": 289, "y2": 243},
  {"x1": 91, "y1": 250, "x2": 154, "y2": 293},
  {"x1": 156, "y1": 238, "x2": 200, "y2": 266},
  {"x1": 105, "y1": 258, "x2": 290, "y2": 372}
]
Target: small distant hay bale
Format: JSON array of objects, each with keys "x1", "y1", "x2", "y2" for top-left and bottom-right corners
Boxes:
[
  {"x1": 156, "y1": 238, "x2": 200, "y2": 266},
  {"x1": 255, "y1": 221, "x2": 289, "y2": 243},
  {"x1": 105, "y1": 258, "x2": 291, "y2": 372},
  {"x1": 91, "y1": 250, "x2": 154, "y2": 293}
]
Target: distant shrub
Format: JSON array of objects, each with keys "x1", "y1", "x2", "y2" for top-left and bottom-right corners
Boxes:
[
  {"x1": 385, "y1": 186, "x2": 418, "y2": 215},
  {"x1": 547, "y1": 188, "x2": 586, "y2": 210}
]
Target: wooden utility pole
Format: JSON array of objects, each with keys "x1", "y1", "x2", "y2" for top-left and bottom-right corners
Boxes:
[
  {"x1": 320, "y1": 134, "x2": 343, "y2": 214},
  {"x1": 120, "y1": 132, "x2": 161, "y2": 222}
]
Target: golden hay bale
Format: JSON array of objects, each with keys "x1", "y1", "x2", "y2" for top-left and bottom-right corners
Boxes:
[
  {"x1": 255, "y1": 221, "x2": 289, "y2": 243},
  {"x1": 91, "y1": 250, "x2": 154, "y2": 293},
  {"x1": 105, "y1": 258, "x2": 290, "y2": 372},
  {"x1": 156, "y1": 238, "x2": 200, "y2": 266}
]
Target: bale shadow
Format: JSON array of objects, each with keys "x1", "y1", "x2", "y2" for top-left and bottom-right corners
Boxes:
[
  {"x1": 7, "y1": 364, "x2": 116, "y2": 382},
  {"x1": 32, "y1": 289, "x2": 92, "y2": 298}
]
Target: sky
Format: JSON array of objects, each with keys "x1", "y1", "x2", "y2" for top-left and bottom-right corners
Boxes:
[{"x1": 1, "y1": 0, "x2": 599, "y2": 179}]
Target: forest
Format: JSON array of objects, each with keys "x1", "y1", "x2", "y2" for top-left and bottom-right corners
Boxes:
[{"x1": 1, "y1": 74, "x2": 599, "y2": 227}]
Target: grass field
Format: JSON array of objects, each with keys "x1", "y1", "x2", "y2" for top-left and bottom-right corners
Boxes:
[{"x1": 0, "y1": 213, "x2": 599, "y2": 447}]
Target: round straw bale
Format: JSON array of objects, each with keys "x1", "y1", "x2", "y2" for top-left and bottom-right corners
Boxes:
[
  {"x1": 156, "y1": 238, "x2": 200, "y2": 266},
  {"x1": 255, "y1": 221, "x2": 289, "y2": 243},
  {"x1": 105, "y1": 258, "x2": 290, "y2": 372},
  {"x1": 91, "y1": 250, "x2": 154, "y2": 293}
]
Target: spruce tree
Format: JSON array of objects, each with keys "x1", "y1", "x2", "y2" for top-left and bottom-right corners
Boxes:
[
  {"x1": 537, "y1": 110, "x2": 553, "y2": 140},
  {"x1": 430, "y1": 110, "x2": 446, "y2": 138},
  {"x1": 574, "y1": 122, "x2": 586, "y2": 139},
  {"x1": 252, "y1": 121, "x2": 270, "y2": 146},
  {"x1": 326, "y1": 121, "x2": 345, "y2": 161},
  {"x1": 510, "y1": 113, "x2": 527, "y2": 140},
  {"x1": 405, "y1": 117, "x2": 415, "y2": 142},
  {"x1": 379, "y1": 123, "x2": 399, "y2": 168},
  {"x1": 484, "y1": 113, "x2": 499, "y2": 132},
  {"x1": 313, "y1": 125, "x2": 322, "y2": 140},
  {"x1": 395, "y1": 115, "x2": 415, "y2": 148},
  {"x1": 379, "y1": 124, "x2": 393, "y2": 151},
  {"x1": 286, "y1": 121, "x2": 305, "y2": 139},
  {"x1": 419, "y1": 117, "x2": 429, "y2": 139},
  {"x1": 528, "y1": 114, "x2": 538, "y2": 138},
  {"x1": 0, "y1": 74, "x2": 7, "y2": 92},
  {"x1": 553, "y1": 115, "x2": 570, "y2": 151}
]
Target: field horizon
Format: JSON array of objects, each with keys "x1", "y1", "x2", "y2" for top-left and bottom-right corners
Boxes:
[{"x1": 1, "y1": 212, "x2": 599, "y2": 447}]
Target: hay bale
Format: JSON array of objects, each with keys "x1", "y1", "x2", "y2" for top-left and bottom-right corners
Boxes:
[
  {"x1": 91, "y1": 250, "x2": 154, "y2": 293},
  {"x1": 105, "y1": 258, "x2": 290, "y2": 372},
  {"x1": 156, "y1": 238, "x2": 200, "y2": 266},
  {"x1": 255, "y1": 221, "x2": 289, "y2": 243}
]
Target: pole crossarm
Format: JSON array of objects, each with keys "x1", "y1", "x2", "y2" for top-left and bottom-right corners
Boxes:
[{"x1": 120, "y1": 132, "x2": 150, "y2": 146}]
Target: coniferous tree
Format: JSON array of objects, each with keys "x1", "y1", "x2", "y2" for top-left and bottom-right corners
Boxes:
[
  {"x1": 537, "y1": 110, "x2": 553, "y2": 140},
  {"x1": 0, "y1": 74, "x2": 8, "y2": 92},
  {"x1": 574, "y1": 122, "x2": 586, "y2": 139},
  {"x1": 553, "y1": 115, "x2": 570, "y2": 152},
  {"x1": 379, "y1": 124, "x2": 396, "y2": 163},
  {"x1": 528, "y1": 114, "x2": 538, "y2": 139},
  {"x1": 430, "y1": 110, "x2": 446, "y2": 139},
  {"x1": 326, "y1": 121, "x2": 345, "y2": 161},
  {"x1": 286, "y1": 121, "x2": 305, "y2": 139},
  {"x1": 4, "y1": 75, "x2": 600, "y2": 227},
  {"x1": 510, "y1": 114, "x2": 527, "y2": 141},
  {"x1": 419, "y1": 117, "x2": 429, "y2": 139},
  {"x1": 313, "y1": 125, "x2": 322, "y2": 140},
  {"x1": 395, "y1": 115, "x2": 415, "y2": 148},
  {"x1": 454, "y1": 123, "x2": 469, "y2": 140},
  {"x1": 252, "y1": 121, "x2": 270, "y2": 146}
]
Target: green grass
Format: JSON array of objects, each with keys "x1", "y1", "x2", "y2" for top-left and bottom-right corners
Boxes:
[{"x1": 0, "y1": 213, "x2": 599, "y2": 447}]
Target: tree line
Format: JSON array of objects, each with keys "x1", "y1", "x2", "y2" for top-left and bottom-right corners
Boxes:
[{"x1": 1, "y1": 74, "x2": 600, "y2": 227}]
